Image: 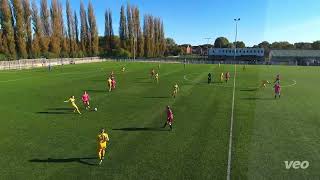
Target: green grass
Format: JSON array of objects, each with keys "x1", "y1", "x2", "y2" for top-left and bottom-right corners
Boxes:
[{"x1": 0, "y1": 62, "x2": 319, "y2": 180}]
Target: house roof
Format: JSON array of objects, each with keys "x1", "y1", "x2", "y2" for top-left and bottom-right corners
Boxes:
[{"x1": 270, "y1": 50, "x2": 320, "y2": 58}]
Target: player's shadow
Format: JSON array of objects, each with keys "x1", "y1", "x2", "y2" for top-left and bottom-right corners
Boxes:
[
  {"x1": 240, "y1": 88, "x2": 258, "y2": 92},
  {"x1": 241, "y1": 97, "x2": 274, "y2": 100},
  {"x1": 113, "y1": 127, "x2": 170, "y2": 132},
  {"x1": 48, "y1": 108, "x2": 74, "y2": 111},
  {"x1": 36, "y1": 111, "x2": 73, "y2": 114},
  {"x1": 29, "y1": 157, "x2": 97, "y2": 166},
  {"x1": 36, "y1": 107, "x2": 75, "y2": 114}
]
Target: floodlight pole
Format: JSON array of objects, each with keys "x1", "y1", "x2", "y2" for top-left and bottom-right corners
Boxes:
[
  {"x1": 234, "y1": 18, "x2": 240, "y2": 62},
  {"x1": 204, "y1": 37, "x2": 212, "y2": 60}
]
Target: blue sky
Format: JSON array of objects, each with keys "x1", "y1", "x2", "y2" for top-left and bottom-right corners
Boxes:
[{"x1": 61, "y1": 0, "x2": 320, "y2": 46}]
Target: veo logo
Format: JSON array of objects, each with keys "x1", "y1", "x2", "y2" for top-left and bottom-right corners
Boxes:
[{"x1": 284, "y1": 161, "x2": 309, "y2": 169}]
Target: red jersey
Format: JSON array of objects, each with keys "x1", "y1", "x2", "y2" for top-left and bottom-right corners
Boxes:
[
  {"x1": 167, "y1": 109, "x2": 174, "y2": 122},
  {"x1": 82, "y1": 94, "x2": 89, "y2": 102},
  {"x1": 274, "y1": 84, "x2": 281, "y2": 93},
  {"x1": 226, "y1": 72, "x2": 230, "y2": 78},
  {"x1": 111, "y1": 79, "x2": 116, "y2": 88}
]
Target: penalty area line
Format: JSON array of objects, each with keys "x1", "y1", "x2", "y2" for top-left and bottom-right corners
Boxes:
[{"x1": 227, "y1": 64, "x2": 236, "y2": 180}]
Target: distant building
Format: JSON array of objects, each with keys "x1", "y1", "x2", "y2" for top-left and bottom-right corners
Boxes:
[
  {"x1": 269, "y1": 50, "x2": 320, "y2": 65},
  {"x1": 192, "y1": 46, "x2": 203, "y2": 55},
  {"x1": 208, "y1": 48, "x2": 264, "y2": 61},
  {"x1": 179, "y1": 44, "x2": 192, "y2": 55},
  {"x1": 186, "y1": 45, "x2": 192, "y2": 54}
]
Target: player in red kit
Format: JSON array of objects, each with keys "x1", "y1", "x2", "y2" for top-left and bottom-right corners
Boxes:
[
  {"x1": 274, "y1": 83, "x2": 281, "y2": 99},
  {"x1": 225, "y1": 72, "x2": 231, "y2": 83},
  {"x1": 82, "y1": 91, "x2": 90, "y2": 109},
  {"x1": 111, "y1": 78, "x2": 116, "y2": 89},
  {"x1": 162, "y1": 106, "x2": 174, "y2": 130}
]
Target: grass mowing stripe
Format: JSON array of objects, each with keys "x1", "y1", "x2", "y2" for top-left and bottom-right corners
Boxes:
[{"x1": 227, "y1": 64, "x2": 237, "y2": 180}]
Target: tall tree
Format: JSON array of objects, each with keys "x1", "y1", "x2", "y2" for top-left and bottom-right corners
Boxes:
[
  {"x1": 12, "y1": 0, "x2": 28, "y2": 58},
  {"x1": 23, "y1": 0, "x2": 32, "y2": 58},
  {"x1": 40, "y1": 0, "x2": 50, "y2": 53},
  {"x1": 58, "y1": 1, "x2": 68, "y2": 57},
  {"x1": 126, "y1": 3, "x2": 134, "y2": 55},
  {"x1": 143, "y1": 15, "x2": 153, "y2": 57},
  {"x1": 0, "y1": 27, "x2": 3, "y2": 53},
  {"x1": 119, "y1": 5, "x2": 127, "y2": 49},
  {"x1": 66, "y1": 0, "x2": 77, "y2": 56},
  {"x1": 104, "y1": 9, "x2": 114, "y2": 51},
  {"x1": 0, "y1": 0, "x2": 16, "y2": 59},
  {"x1": 74, "y1": 11, "x2": 79, "y2": 44},
  {"x1": 80, "y1": 1, "x2": 88, "y2": 54},
  {"x1": 31, "y1": 0, "x2": 43, "y2": 57},
  {"x1": 49, "y1": 0, "x2": 62, "y2": 56},
  {"x1": 133, "y1": 7, "x2": 144, "y2": 57},
  {"x1": 87, "y1": 1, "x2": 99, "y2": 56},
  {"x1": 66, "y1": 0, "x2": 73, "y2": 55},
  {"x1": 159, "y1": 20, "x2": 166, "y2": 56}
]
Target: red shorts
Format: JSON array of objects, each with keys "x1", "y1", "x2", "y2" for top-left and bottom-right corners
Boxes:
[
  {"x1": 167, "y1": 117, "x2": 173, "y2": 124},
  {"x1": 83, "y1": 101, "x2": 89, "y2": 105}
]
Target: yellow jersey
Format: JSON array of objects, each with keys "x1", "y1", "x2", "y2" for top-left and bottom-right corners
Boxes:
[
  {"x1": 108, "y1": 78, "x2": 112, "y2": 85},
  {"x1": 67, "y1": 97, "x2": 76, "y2": 105},
  {"x1": 174, "y1": 84, "x2": 179, "y2": 91},
  {"x1": 97, "y1": 133, "x2": 109, "y2": 148}
]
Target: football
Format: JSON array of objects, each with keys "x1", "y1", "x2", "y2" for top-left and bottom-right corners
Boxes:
[{"x1": 94, "y1": 107, "x2": 98, "y2": 111}]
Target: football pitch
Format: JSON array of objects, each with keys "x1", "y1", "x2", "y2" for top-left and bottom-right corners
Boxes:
[{"x1": 0, "y1": 62, "x2": 319, "y2": 180}]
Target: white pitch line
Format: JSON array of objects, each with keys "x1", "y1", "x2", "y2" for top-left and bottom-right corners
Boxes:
[{"x1": 227, "y1": 64, "x2": 237, "y2": 180}]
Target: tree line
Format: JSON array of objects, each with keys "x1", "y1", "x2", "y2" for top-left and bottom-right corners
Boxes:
[
  {"x1": 102, "y1": 3, "x2": 166, "y2": 58},
  {"x1": 0, "y1": 0, "x2": 99, "y2": 60},
  {"x1": 0, "y1": 1, "x2": 167, "y2": 61}
]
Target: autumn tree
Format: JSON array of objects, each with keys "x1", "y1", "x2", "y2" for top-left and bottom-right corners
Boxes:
[
  {"x1": 104, "y1": 9, "x2": 114, "y2": 51},
  {"x1": 66, "y1": 0, "x2": 73, "y2": 55},
  {"x1": 119, "y1": 5, "x2": 127, "y2": 49},
  {"x1": 126, "y1": 3, "x2": 134, "y2": 55},
  {"x1": 87, "y1": 1, "x2": 99, "y2": 56},
  {"x1": 80, "y1": 1, "x2": 88, "y2": 54},
  {"x1": 132, "y1": 7, "x2": 144, "y2": 57},
  {"x1": 0, "y1": 0, "x2": 16, "y2": 59},
  {"x1": 12, "y1": 0, "x2": 28, "y2": 58},
  {"x1": 59, "y1": 2, "x2": 68, "y2": 57},
  {"x1": 74, "y1": 11, "x2": 79, "y2": 45},
  {"x1": 40, "y1": 0, "x2": 50, "y2": 53},
  {"x1": 31, "y1": 0, "x2": 43, "y2": 57},
  {"x1": 23, "y1": 0, "x2": 32, "y2": 58},
  {"x1": 49, "y1": 0, "x2": 61, "y2": 56}
]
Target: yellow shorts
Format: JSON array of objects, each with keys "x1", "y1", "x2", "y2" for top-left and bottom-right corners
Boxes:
[{"x1": 98, "y1": 143, "x2": 107, "y2": 150}]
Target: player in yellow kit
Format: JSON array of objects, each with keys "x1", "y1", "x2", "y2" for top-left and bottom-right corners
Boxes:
[
  {"x1": 155, "y1": 73, "x2": 159, "y2": 83},
  {"x1": 220, "y1": 72, "x2": 224, "y2": 82},
  {"x1": 107, "y1": 77, "x2": 112, "y2": 92},
  {"x1": 260, "y1": 80, "x2": 270, "y2": 88},
  {"x1": 97, "y1": 128, "x2": 109, "y2": 165},
  {"x1": 172, "y1": 83, "x2": 179, "y2": 98},
  {"x1": 64, "y1": 96, "x2": 81, "y2": 114}
]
